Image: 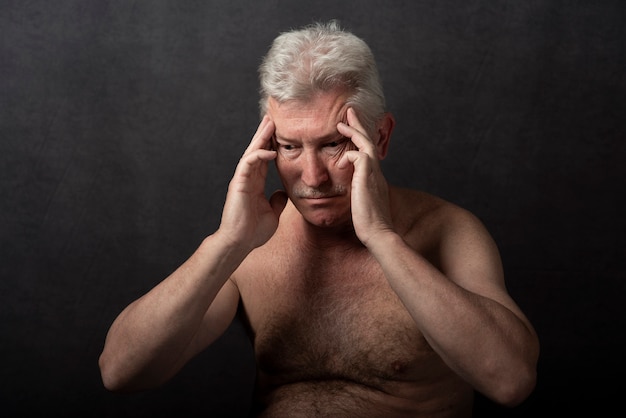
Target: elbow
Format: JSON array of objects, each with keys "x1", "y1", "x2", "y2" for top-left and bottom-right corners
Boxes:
[
  {"x1": 490, "y1": 365, "x2": 537, "y2": 407},
  {"x1": 98, "y1": 351, "x2": 138, "y2": 393},
  {"x1": 479, "y1": 347, "x2": 539, "y2": 407},
  {"x1": 98, "y1": 348, "x2": 171, "y2": 393},
  {"x1": 483, "y1": 333, "x2": 540, "y2": 407},
  {"x1": 98, "y1": 352, "x2": 124, "y2": 392}
]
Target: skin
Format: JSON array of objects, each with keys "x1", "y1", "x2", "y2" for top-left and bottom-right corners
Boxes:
[{"x1": 99, "y1": 88, "x2": 540, "y2": 418}]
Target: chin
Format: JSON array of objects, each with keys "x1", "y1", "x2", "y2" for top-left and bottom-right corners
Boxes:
[
  {"x1": 289, "y1": 194, "x2": 351, "y2": 227},
  {"x1": 302, "y1": 208, "x2": 352, "y2": 229}
]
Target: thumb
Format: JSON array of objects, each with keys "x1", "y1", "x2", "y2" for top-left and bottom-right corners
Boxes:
[{"x1": 269, "y1": 190, "x2": 288, "y2": 218}]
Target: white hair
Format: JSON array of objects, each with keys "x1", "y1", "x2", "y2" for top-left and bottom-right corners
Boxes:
[{"x1": 258, "y1": 20, "x2": 386, "y2": 135}]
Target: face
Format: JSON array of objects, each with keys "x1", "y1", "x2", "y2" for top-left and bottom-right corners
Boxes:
[{"x1": 267, "y1": 90, "x2": 356, "y2": 228}]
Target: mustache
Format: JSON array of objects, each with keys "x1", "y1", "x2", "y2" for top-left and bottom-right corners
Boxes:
[{"x1": 292, "y1": 184, "x2": 347, "y2": 199}]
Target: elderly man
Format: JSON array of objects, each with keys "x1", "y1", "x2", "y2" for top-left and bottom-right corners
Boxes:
[{"x1": 99, "y1": 21, "x2": 539, "y2": 417}]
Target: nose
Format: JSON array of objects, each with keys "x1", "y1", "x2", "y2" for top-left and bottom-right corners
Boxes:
[{"x1": 301, "y1": 150, "x2": 329, "y2": 187}]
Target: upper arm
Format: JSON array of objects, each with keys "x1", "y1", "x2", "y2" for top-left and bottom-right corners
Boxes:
[{"x1": 438, "y1": 207, "x2": 521, "y2": 313}]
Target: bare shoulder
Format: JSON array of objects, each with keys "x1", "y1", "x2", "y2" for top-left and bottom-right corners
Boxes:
[
  {"x1": 390, "y1": 186, "x2": 502, "y2": 284},
  {"x1": 392, "y1": 187, "x2": 535, "y2": 323},
  {"x1": 389, "y1": 186, "x2": 484, "y2": 243}
]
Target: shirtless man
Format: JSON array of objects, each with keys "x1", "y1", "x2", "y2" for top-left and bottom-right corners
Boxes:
[{"x1": 99, "y1": 21, "x2": 540, "y2": 417}]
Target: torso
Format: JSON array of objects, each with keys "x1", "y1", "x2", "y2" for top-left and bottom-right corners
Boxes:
[{"x1": 233, "y1": 187, "x2": 474, "y2": 417}]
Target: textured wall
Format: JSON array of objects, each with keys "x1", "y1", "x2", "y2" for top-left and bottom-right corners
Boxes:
[{"x1": 1, "y1": 0, "x2": 624, "y2": 416}]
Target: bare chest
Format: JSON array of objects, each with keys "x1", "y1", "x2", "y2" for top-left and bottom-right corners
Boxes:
[{"x1": 238, "y1": 250, "x2": 442, "y2": 388}]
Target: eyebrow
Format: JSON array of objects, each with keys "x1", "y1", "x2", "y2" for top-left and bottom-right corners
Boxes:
[{"x1": 275, "y1": 132, "x2": 344, "y2": 143}]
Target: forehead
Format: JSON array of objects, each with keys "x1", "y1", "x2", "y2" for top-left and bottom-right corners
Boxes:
[{"x1": 267, "y1": 90, "x2": 349, "y2": 140}]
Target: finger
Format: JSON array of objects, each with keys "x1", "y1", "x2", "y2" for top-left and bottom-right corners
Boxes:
[
  {"x1": 346, "y1": 107, "x2": 368, "y2": 136},
  {"x1": 337, "y1": 122, "x2": 375, "y2": 157},
  {"x1": 337, "y1": 149, "x2": 364, "y2": 170},
  {"x1": 240, "y1": 148, "x2": 277, "y2": 170},
  {"x1": 234, "y1": 148, "x2": 277, "y2": 181},
  {"x1": 245, "y1": 115, "x2": 275, "y2": 154}
]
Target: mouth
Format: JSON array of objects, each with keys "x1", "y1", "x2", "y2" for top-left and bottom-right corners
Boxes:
[
  {"x1": 291, "y1": 192, "x2": 337, "y2": 208},
  {"x1": 293, "y1": 186, "x2": 347, "y2": 200},
  {"x1": 299, "y1": 196, "x2": 337, "y2": 205},
  {"x1": 302, "y1": 194, "x2": 336, "y2": 199}
]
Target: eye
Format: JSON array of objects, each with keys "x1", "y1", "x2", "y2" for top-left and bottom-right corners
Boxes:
[
  {"x1": 276, "y1": 141, "x2": 298, "y2": 151},
  {"x1": 276, "y1": 142, "x2": 301, "y2": 160},
  {"x1": 322, "y1": 137, "x2": 350, "y2": 158},
  {"x1": 324, "y1": 137, "x2": 348, "y2": 148}
]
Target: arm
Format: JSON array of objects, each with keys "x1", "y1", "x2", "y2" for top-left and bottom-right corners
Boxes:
[
  {"x1": 337, "y1": 109, "x2": 539, "y2": 406},
  {"x1": 99, "y1": 116, "x2": 286, "y2": 392},
  {"x1": 369, "y1": 212, "x2": 539, "y2": 406}
]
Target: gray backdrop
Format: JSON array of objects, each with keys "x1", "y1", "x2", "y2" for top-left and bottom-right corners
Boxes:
[{"x1": 1, "y1": 0, "x2": 624, "y2": 416}]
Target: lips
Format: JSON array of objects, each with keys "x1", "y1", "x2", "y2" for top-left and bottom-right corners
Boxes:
[
  {"x1": 302, "y1": 194, "x2": 336, "y2": 199},
  {"x1": 292, "y1": 185, "x2": 347, "y2": 200}
]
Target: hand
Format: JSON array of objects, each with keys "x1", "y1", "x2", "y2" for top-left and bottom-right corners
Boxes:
[
  {"x1": 218, "y1": 116, "x2": 287, "y2": 251},
  {"x1": 337, "y1": 108, "x2": 394, "y2": 246}
]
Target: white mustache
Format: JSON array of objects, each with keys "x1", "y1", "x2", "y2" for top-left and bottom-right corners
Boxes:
[{"x1": 292, "y1": 185, "x2": 347, "y2": 199}]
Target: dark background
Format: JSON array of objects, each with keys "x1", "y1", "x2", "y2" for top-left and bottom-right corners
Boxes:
[{"x1": 2, "y1": 0, "x2": 624, "y2": 416}]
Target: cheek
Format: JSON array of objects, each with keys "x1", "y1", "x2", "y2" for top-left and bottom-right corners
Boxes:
[
  {"x1": 275, "y1": 155, "x2": 291, "y2": 170},
  {"x1": 275, "y1": 158, "x2": 298, "y2": 183}
]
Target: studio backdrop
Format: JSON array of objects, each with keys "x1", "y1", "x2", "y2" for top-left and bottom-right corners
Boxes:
[{"x1": 1, "y1": 0, "x2": 624, "y2": 416}]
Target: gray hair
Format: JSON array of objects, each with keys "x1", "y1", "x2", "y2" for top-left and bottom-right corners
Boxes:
[{"x1": 258, "y1": 20, "x2": 386, "y2": 135}]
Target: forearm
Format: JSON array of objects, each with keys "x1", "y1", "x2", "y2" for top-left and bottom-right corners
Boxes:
[
  {"x1": 99, "y1": 232, "x2": 248, "y2": 391},
  {"x1": 367, "y1": 232, "x2": 538, "y2": 405}
]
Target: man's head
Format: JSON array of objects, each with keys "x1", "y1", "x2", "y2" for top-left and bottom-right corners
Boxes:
[{"x1": 258, "y1": 20, "x2": 386, "y2": 137}]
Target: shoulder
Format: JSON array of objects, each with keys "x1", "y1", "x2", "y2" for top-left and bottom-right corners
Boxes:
[
  {"x1": 389, "y1": 186, "x2": 480, "y2": 239},
  {"x1": 390, "y1": 186, "x2": 499, "y2": 273}
]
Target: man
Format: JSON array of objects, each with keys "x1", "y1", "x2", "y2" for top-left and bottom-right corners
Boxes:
[{"x1": 99, "y1": 21, "x2": 539, "y2": 417}]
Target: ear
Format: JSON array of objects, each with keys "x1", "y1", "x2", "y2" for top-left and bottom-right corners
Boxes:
[{"x1": 375, "y1": 112, "x2": 395, "y2": 160}]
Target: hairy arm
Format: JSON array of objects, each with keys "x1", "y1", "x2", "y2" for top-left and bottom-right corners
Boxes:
[
  {"x1": 99, "y1": 116, "x2": 286, "y2": 392},
  {"x1": 338, "y1": 108, "x2": 539, "y2": 406},
  {"x1": 98, "y1": 237, "x2": 246, "y2": 392},
  {"x1": 368, "y1": 209, "x2": 539, "y2": 406}
]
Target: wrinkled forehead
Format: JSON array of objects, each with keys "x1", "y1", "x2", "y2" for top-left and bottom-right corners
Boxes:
[{"x1": 267, "y1": 91, "x2": 350, "y2": 139}]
